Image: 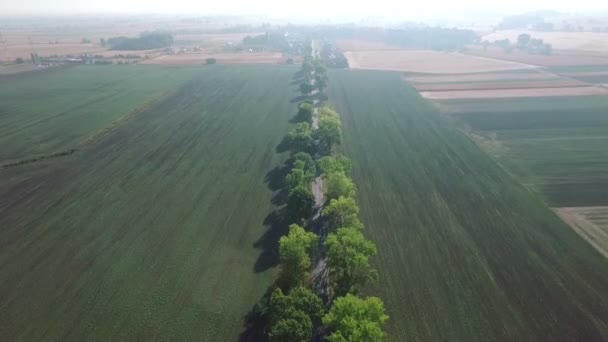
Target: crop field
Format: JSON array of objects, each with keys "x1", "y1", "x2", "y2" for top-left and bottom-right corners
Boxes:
[
  {"x1": 0, "y1": 65, "x2": 298, "y2": 340},
  {"x1": 0, "y1": 65, "x2": 200, "y2": 164},
  {"x1": 328, "y1": 69, "x2": 608, "y2": 341},
  {"x1": 463, "y1": 45, "x2": 608, "y2": 66},
  {"x1": 555, "y1": 207, "x2": 608, "y2": 258},
  {"x1": 442, "y1": 96, "x2": 608, "y2": 207},
  {"x1": 141, "y1": 52, "x2": 284, "y2": 65},
  {"x1": 343, "y1": 49, "x2": 535, "y2": 74}
]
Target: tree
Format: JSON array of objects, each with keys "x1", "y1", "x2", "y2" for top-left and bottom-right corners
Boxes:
[
  {"x1": 324, "y1": 172, "x2": 356, "y2": 201},
  {"x1": 299, "y1": 82, "x2": 314, "y2": 95},
  {"x1": 302, "y1": 60, "x2": 314, "y2": 75},
  {"x1": 293, "y1": 152, "x2": 316, "y2": 176},
  {"x1": 315, "y1": 73, "x2": 328, "y2": 93},
  {"x1": 322, "y1": 294, "x2": 389, "y2": 342},
  {"x1": 287, "y1": 122, "x2": 313, "y2": 153},
  {"x1": 325, "y1": 227, "x2": 377, "y2": 296},
  {"x1": 315, "y1": 115, "x2": 342, "y2": 153},
  {"x1": 100, "y1": 38, "x2": 106, "y2": 47},
  {"x1": 279, "y1": 224, "x2": 318, "y2": 288},
  {"x1": 517, "y1": 33, "x2": 531, "y2": 48},
  {"x1": 285, "y1": 160, "x2": 314, "y2": 191},
  {"x1": 287, "y1": 185, "x2": 315, "y2": 221},
  {"x1": 296, "y1": 102, "x2": 314, "y2": 124},
  {"x1": 318, "y1": 106, "x2": 339, "y2": 120},
  {"x1": 14, "y1": 57, "x2": 24, "y2": 64},
  {"x1": 268, "y1": 287, "x2": 325, "y2": 341},
  {"x1": 317, "y1": 155, "x2": 351, "y2": 175},
  {"x1": 542, "y1": 43, "x2": 553, "y2": 55},
  {"x1": 206, "y1": 58, "x2": 217, "y2": 64},
  {"x1": 322, "y1": 196, "x2": 363, "y2": 231}
]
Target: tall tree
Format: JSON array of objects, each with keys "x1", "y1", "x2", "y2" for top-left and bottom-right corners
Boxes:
[
  {"x1": 322, "y1": 196, "x2": 363, "y2": 231},
  {"x1": 287, "y1": 122, "x2": 313, "y2": 153},
  {"x1": 268, "y1": 287, "x2": 325, "y2": 341},
  {"x1": 279, "y1": 224, "x2": 318, "y2": 288},
  {"x1": 317, "y1": 154, "x2": 351, "y2": 175},
  {"x1": 324, "y1": 172, "x2": 356, "y2": 201},
  {"x1": 299, "y1": 82, "x2": 314, "y2": 96},
  {"x1": 322, "y1": 294, "x2": 389, "y2": 342},
  {"x1": 287, "y1": 185, "x2": 315, "y2": 222},
  {"x1": 315, "y1": 116, "x2": 342, "y2": 153},
  {"x1": 296, "y1": 102, "x2": 314, "y2": 124},
  {"x1": 325, "y1": 227, "x2": 377, "y2": 296}
]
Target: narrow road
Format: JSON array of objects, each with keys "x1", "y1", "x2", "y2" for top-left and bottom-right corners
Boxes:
[{"x1": 309, "y1": 87, "x2": 329, "y2": 301}]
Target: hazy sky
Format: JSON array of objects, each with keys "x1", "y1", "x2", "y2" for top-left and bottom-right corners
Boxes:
[{"x1": 1, "y1": 0, "x2": 607, "y2": 19}]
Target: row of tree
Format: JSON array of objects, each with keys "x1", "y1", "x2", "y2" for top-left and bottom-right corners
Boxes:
[{"x1": 259, "y1": 54, "x2": 388, "y2": 341}]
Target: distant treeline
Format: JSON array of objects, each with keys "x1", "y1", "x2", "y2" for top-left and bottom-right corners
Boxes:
[
  {"x1": 107, "y1": 32, "x2": 174, "y2": 50},
  {"x1": 308, "y1": 26, "x2": 477, "y2": 51}
]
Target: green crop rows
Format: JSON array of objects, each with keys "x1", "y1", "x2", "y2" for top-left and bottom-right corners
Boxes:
[
  {"x1": 0, "y1": 65, "x2": 298, "y2": 340},
  {"x1": 328, "y1": 69, "x2": 608, "y2": 341},
  {"x1": 446, "y1": 96, "x2": 608, "y2": 206}
]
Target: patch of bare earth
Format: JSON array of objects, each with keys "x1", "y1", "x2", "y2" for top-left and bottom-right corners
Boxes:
[
  {"x1": 555, "y1": 207, "x2": 608, "y2": 258},
  {"x1": 413, "y1": 79, "x2": 589, "y2": 91},
  {"x1": 344, "y1": 49, "x2": 536, "y2": 74},
  {"x1": 140, "y1": 52, "x2": 284, "y2": 65},
  {"x1": 406, "y1": 71, "x2": 558, "y2": 83},
  {"x1": 420, "y1": 86, "x2": 608, "y2": 100}
]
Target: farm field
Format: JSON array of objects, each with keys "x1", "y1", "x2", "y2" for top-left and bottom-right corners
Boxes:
[
  {"x1": 555, "y1": 207, "x2": 608, "y2": 258},
  {"x1": 420, "y1": 86, "x2": 608, "y2": 99},
  {"x1": 328, "y1": 69, "x2": 608, "y2": 341},
  {"x1": 0, "y1": 65, "x2": 298, "y2": 340},
  {"x1": 440, "y1": 96, "x2": 608, "y2": 207},
  {"x1": 0, "y1": 65, "x2": 200, "y2": 164},
  {"x1": 141, "y1": 52, "x2": 284, "y2": 65},
  {"x1": 482, "y1": 30, "x2": 608, "y2": 54},
  {"x1": 464, "y1": 45, "x2": 608, "y2": 66},
  {"x1": 343, "y1": 49, "x2": 535, "y2": 74}
]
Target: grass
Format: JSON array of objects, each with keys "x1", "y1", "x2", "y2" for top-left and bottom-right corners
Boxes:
[
  {"x1": 0, "y1": 65, "x2": 199, "y2": 163},
  {"x1": 328, "y1": 69, "x2": 608, "y2": 341},
  {"x1": 448, "y1": 96, "x2": 608, "y2": 206},
  {"x1": 0, "y1": 64, "x2": 299, "y2": 340}
]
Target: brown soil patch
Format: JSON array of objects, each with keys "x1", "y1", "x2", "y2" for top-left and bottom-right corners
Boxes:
[
  {"x1": 345, "y1": 50, "x2": 536, "y2": 74},
  {"x1": 413, "y1": 79, "x2": 589, "y2": 91},
  {"x1": 555, "y1": 207, "x2": 608, "y2": 259},
  {"x1": 406, "y1": 71, "x2": 558, "y2": 83},
  {"x1": 336, "y1": 39, "x2": 403, "y2": 51},
  {"x1": 465, "y1": 46, "x2": 608, "y2": 67},
  {"x1": 141, "y1": 52, "x2": 284, "y2": 65},
  {"x1": 420, "y1": 86, "x2": 608, "y2": 100}
]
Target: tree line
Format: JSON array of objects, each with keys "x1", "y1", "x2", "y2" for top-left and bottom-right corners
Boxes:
[{"x1": 255, "y1": 52, "x2": 388, "y2": 341}]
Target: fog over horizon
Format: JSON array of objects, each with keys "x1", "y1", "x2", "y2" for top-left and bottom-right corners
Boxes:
[{"x1": 1, "y1": 0, "x2": 608, "y2": 23}]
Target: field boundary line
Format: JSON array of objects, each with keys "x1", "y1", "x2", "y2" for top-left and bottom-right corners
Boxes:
[{"x1": 0, "y1": 89, "x2": 177, "y2": 169}]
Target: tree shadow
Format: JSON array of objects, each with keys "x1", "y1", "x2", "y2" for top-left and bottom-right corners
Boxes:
[
  {"x1": 264, "y1": 162, "x2": 292, "y2": 205},
  {"x1": 253, "y1": 208, "x2": 291, "y2": 273},
  {"x1": 238, "y1": 283, "x2": 278, "y2": 342},
  {"x1": 275, "y1": 136, "x2": 291, "y2": 154},
  {"x1": 290, "y1": 94, "x2": 310, "y2": 103}
]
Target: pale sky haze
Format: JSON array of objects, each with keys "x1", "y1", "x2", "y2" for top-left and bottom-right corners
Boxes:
[{"x1": 0, "y1": 0, "x2": 606, "y2": 19}]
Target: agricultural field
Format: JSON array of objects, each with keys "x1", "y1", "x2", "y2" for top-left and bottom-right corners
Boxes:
[
  {"x1": 328, "y1": 69, "x2": 608, "y2": 341},
  {"x1": 0, "y1": 64, "x2": 299, "y2": 340},
  {"x1": 555, "y1": 207, "x2": 608, "y2": 258},
  {"x1": 441, "y1": 96, "x2": 608, "y2": 207},
  {"x1": 482, "y1": 30, "x2": 608, "y2": 54},
  {"x1": 0, "y1": 65, "x2": 200, "y2": 164},
  {"x1": 141, "y1": 52, "x2": 284, "y2": 65},
  {"x1": 343, "y1": 49, "x2": 535, "y2": 74},
  {"x1": 463, "y1": 45, "x2": 608, "y2": 66}
]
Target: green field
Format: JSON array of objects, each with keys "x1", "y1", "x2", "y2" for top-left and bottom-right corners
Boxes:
[
  {"x1": 328, "y1": 70, "x2": 608, "y2": 340},
  {"x1": 0, "y1": 65, "x2": 298, "y2": 339},
  {"x1": 0, "y1": 65, "x2": 199, "y2": 163},
  {"x1": 444, "y1": 96, "x2": 608, "y2": 206}
]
